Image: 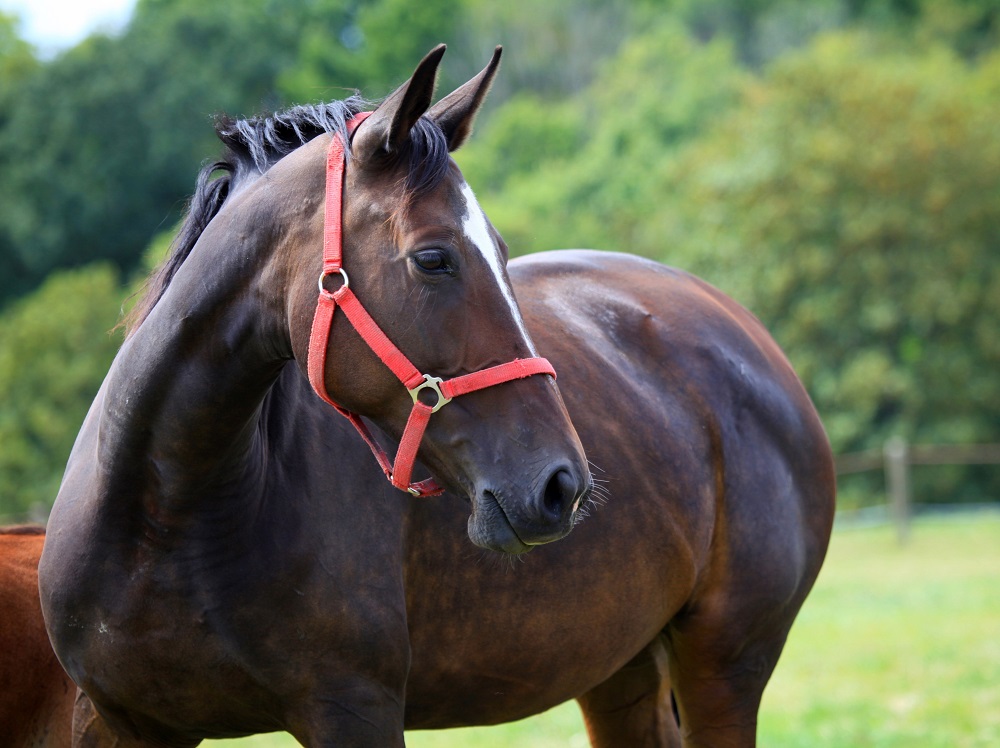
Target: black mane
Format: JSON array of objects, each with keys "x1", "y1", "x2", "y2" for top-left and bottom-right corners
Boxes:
[
  {"x1": 217, "y1": 97, "x2": 367, "y2": 177},
  {"x1": 123, "y1": 95, "x2": 451, "y2": 337}
]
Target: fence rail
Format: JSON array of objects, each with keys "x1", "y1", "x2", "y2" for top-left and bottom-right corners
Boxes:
[
  {"x1": 837, "y1": 443, "x2": 1000, "y2": 474},
  {"x1": 834, "y1": 439, "x2": 1000, "y2": 543}
]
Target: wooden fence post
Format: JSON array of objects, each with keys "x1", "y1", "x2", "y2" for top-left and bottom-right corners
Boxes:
[{"x1": 884, "y1": 436, "x2": 911, "y2": 545}]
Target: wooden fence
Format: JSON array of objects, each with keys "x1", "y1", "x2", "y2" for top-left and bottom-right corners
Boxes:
[{"x1": 834, "y1": 440, "x2": 1000, "y2": 543}]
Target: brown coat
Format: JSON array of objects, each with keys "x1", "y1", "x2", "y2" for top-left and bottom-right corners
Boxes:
[{"x1": 0, "y1": 527, "x2": 74, "y2": 747}]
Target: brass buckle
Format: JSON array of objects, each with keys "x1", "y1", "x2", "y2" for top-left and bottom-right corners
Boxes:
[{"x1": 408, "y1": 374, "x2": 452, "y2": 414}]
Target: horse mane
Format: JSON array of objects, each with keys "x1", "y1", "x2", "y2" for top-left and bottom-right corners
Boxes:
[{"x1": 122, "y1": 94, "x2": 450, "y2": 337}]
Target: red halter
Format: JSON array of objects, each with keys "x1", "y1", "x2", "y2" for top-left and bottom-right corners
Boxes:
[{"x1": 306, "y1": 113, "x2": 557, "y2": 496}]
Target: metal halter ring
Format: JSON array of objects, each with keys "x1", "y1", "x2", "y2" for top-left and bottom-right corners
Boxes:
[
  {"x1": 318, "y1": 268, "x2": 350, "y2": 294},
  {"x1": 408, "y1": 374, "x2": 452, "y2": 414}
]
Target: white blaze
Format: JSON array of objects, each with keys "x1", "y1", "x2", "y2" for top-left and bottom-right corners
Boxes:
[{"x1": 459, "y1": 181, "x2": 539, "y2": 356}]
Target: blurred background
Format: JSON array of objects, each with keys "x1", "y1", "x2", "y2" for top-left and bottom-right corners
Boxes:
[
  {"x1": 0, "y1": 1, "x2": 997, "y2": 745},
  {"x1": 1, "y1": 0, "x2": 999, "y2": 524}
]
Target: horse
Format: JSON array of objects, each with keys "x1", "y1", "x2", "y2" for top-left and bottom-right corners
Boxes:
[
  {"x1": 39, "y1": 45, "x2": 835, "y2": 747},
  {"x1": 0, "y1": 526, "x2": 75, "y2": 747}
]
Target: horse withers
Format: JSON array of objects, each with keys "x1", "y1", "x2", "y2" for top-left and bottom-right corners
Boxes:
[
  {"x1": 39, "y1": 45, "x2": 835, "y2": 747},
  {"x1": 0, "y1": 527, "x2": 74, "y2": 747}
]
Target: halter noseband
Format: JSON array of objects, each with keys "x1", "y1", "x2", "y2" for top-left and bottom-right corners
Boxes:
[{"x1": 306, "y1": 112, "x2": 556, "y2": 496}]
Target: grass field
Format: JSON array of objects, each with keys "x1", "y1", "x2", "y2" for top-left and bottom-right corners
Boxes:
[{"x1": 209, "y1": 512, "x2": 1000, "y2": 747}]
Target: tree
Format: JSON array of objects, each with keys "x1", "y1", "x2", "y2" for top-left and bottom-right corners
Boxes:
[
  {"x1": 458, "y1": 19, "x2": 744, "y2": 257},
  {"x1": 0, "y1": 264, "x2": 125, "y2": 520},
  {"x1": 280, "y1": 0, "x2": 660, "y2": 107},
  {"x1": 0, "y1": 0, "x2": 355, "y2": 307},
  {"x1": 282, "y1": 0, "x2": 471, "y2": 102},
  {"x1": 0, "y1": 11, "x2": 35, "y2": 80},
  {"x1": 654, "y1": 32, "x2": 1000, "y2": 502},
  {"x1": 0, "y1": 12, "x2": 39, "y2": 302}
]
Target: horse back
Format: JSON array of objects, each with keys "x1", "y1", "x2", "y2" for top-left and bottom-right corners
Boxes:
[{"x1": 0, "y1": 527, "x2": 75, "y2": 747}]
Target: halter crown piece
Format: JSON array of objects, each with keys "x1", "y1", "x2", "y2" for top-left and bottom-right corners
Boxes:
[{"x1": 306, "y1": 112, "x2": 557, "y2": 496}]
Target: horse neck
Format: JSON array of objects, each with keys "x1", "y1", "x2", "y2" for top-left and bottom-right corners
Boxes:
[{"x1": 97, "y1": 210, "x2": 298, "y2": 513}]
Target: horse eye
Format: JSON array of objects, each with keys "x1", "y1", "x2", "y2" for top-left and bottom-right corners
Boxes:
[{"x1": 412, "y1": 249, "x2": 453, "y2": 275}]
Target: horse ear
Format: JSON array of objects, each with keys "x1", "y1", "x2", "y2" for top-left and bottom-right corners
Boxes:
[
  {"x1": 352, "y1": 44, "x2": 446, "y2": 162},
  {"x1": 428, "y1": 46, "x2": 502, "y2": 152}
]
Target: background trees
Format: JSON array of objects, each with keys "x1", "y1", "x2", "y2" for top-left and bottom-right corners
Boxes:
[
  {"x1": 1, "y1": 0, "x2": 998, "y2": 518},
  {"x1": 651, "y1": 33, "x2": 1000, "y2": 503},
  {"x1": 0, "y1": 265, "x2": 124, "y2": 518}
]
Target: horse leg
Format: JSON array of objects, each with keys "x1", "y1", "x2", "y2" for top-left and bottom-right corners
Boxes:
[
  {"x1": 71, "y1": 691, "x2": 196, "y2": 748},
  {"x1": 72, "y1": 691, "x2": 124, "y2": 748},
  {"x1": 663, "y1": 608, "x2": 793, "y2": 748},
  {"x1": 576, "y1": 636, "x2": 682, "y2": 748},
  {"x1": 283, "y1": 678, "x2": 407, "y2": 748}
]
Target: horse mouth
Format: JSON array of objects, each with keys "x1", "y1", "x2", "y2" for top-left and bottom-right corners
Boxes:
[{"x1": 467, "y1": 490, "x2": 533, "y2": 555}]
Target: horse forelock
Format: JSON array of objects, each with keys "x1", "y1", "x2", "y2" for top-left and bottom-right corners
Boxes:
[
  {"x1": 396, "y1": 116, "x2": 451, "y2": 198},
  {"x1": 122, "y1": 96, "x2": 451, "y2": 338}
]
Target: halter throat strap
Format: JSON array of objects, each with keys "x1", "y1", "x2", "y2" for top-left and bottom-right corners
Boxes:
[{"x1": 306, "y1": 112, "x2": 556, "y2": 496}]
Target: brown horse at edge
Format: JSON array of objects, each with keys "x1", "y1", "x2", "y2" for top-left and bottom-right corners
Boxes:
[
  {"x1": 0, "y1": 526, "x2": 74, "y2": 747},
  {"x1": 38, "y1": 46, "x2": 835, "y2": 747}
]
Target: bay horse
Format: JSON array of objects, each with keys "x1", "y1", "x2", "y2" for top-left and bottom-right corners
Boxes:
[
  {"x1": 0, "y1": 526, "x2": 74, "y2": 747},
  {"x1": 39, "y1": 46, "x2": 835, "y2": 747}
]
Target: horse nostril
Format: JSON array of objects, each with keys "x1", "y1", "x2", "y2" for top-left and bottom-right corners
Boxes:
[{"x1": 542, "y1": 467, "x2": 579, "y2": 520}]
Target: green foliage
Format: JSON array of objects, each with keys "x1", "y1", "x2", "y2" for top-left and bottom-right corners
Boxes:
[
  {"x1": 0, "y1": 0, "x2": 360, "y2": 306},
  {"x1": 667, "y1": 0, "x2": 848, "y2": 64},
  {"x1": 863, "y1": 0, "x2": 1000, "y2": 59},
  {"x1": 653, "y1": 33, "x2": 1000, "y2": 500},
  {"x1": 2, "y1": 0, "x2": 1000, "y2": 517},
  {"x1": 281, "y1": 0, "x2": 658, "y2": 106},
  {"x1": 3, "y1": 0, "x2": 999, "y2": 307},
  {"x1": 665, "y1": 0, "x2": 1000, "y2": 63},
  {"x1": 459, "y1": 0, "x2": 657, "y2": 99},
  {"x1": 459, "y1": 18, "x2": 745, "y2": 256},
  {"x1": 0, "y1": 11, "x2": 36, "y2": 78},
  {"x1": 455, "y1": 93, "x2": 587, "y2": 193},
  {"x1": 280, "y1": 0, "x2": 478, "y2": 102},
  {"x1": 0, "y1": 264, "x2": 124, "y2": 520}
]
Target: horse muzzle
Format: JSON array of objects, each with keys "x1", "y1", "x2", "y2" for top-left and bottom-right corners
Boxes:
[{"x1": 467, "y1": 462, "x2": 591, "y2": 554}]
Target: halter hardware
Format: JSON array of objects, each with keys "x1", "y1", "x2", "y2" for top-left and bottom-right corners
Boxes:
[
  {"x1": 409, "y1": 374, "x2": 452, "y2": 413},
  {"x1": 318, "y1": 268, "x2": 349, "y2": 293},
  {"x1": 306, "y1": 112, "x2": 556, "y2": 497}
]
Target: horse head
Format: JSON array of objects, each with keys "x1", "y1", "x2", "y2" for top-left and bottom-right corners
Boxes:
[{"x1": 288, "y1": 46, "x2": 590, "y2": 553}]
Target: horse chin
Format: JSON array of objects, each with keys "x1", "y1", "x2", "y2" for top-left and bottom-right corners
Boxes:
[{"x1": 466, "y1": 491, "x2": 534, "y2": 555}]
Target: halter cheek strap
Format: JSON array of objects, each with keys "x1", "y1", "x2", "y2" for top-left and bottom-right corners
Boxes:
[{"x1": 306, "y1": 112, "x2": 556, "y2": 497}]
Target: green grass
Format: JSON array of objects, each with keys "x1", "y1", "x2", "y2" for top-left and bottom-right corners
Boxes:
[
  {"x1": 758, "y1": 512, "x2": 1000, "y2": 748},
  {"x1": 209, "y1": 513, "x2": 1000, "y2": 747}
]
